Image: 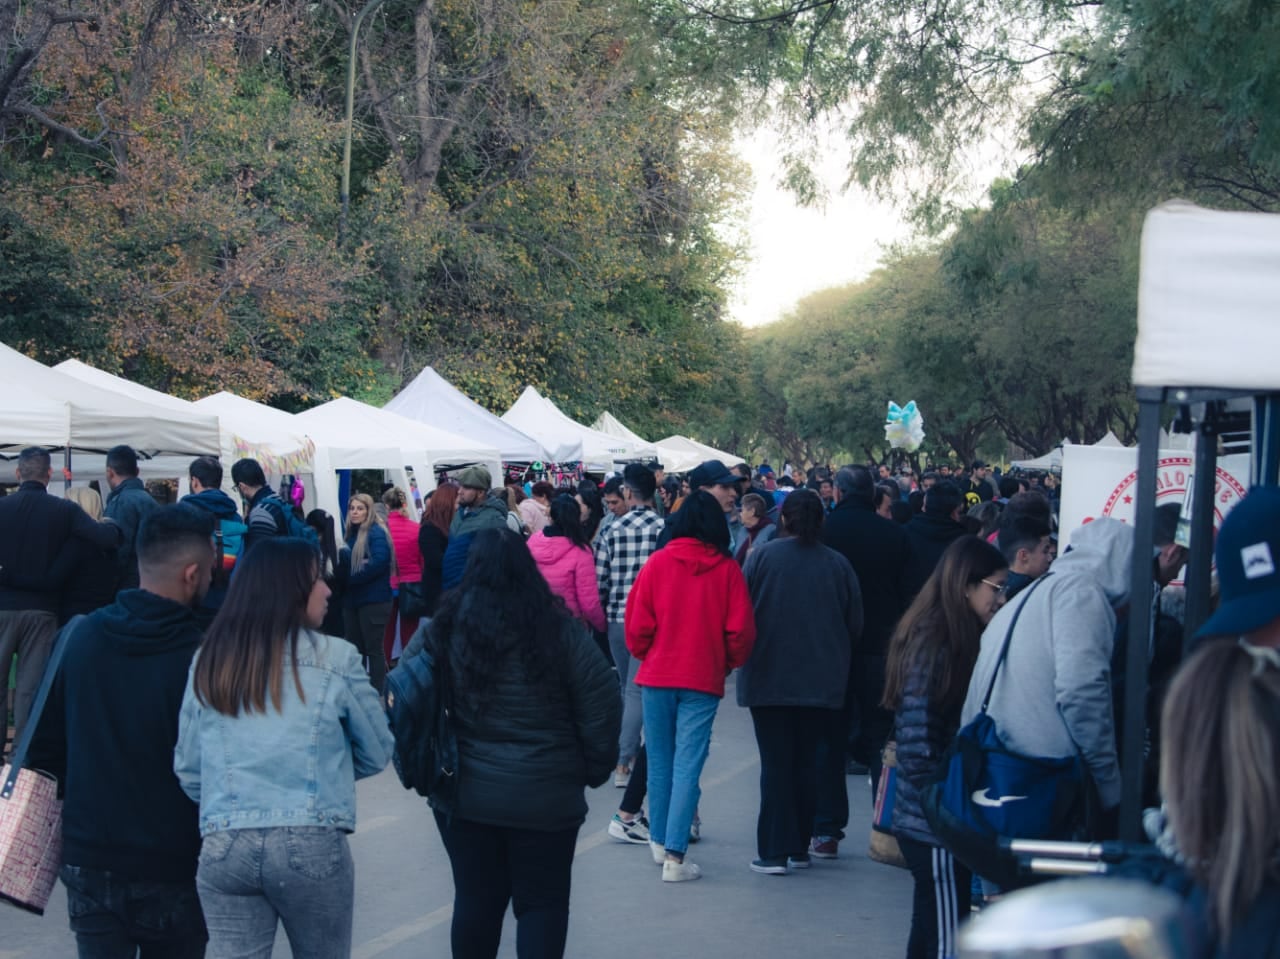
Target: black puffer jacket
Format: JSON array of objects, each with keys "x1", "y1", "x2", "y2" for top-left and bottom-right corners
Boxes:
[
  {"x1": 429, "y1": 619, "x2": 620, "y2": 831},
  {"x1": 892, "y1": 644, "x2": 962, "y2": 846}
]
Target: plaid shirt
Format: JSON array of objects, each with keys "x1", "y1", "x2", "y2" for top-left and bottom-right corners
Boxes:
[{"x1": 595, "y1": 506, "x2": 665, "y2": 623}]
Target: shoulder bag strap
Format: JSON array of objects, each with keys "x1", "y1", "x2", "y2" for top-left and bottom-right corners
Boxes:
[
  {"x1": 980, "y1": 573, "x2": 1054, "y2": 713},
  {"x1": 2, "y1": 614, "x2": 86, "y2": 798}
]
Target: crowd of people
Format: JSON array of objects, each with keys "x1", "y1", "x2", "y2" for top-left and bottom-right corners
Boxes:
[{"x1": 3, "y1": 442, "x2": 1279, "y2": 959}]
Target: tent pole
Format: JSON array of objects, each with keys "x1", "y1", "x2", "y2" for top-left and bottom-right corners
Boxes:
[
  {"x1": 1182, "y1": 405, "x2": 1220, "y2": 649},
  {"x1": 1120, "y1": 393, "x2": 1162, "y2": 842},
  {"x1": 64, "y1": 448, "x2": 72, "y2": 492}
]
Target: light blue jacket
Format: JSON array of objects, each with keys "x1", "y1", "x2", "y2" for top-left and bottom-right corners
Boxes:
[{"x1": 174, "y1": 630, "x2": 393, "y2": 837}]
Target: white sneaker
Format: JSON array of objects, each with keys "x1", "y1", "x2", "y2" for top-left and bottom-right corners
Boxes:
[
  {"x1": 662, "y1": 859, "x2": 702, "y2": 882},
  {"x1": 650, "y1": 840, "x2": 666, "y2": 865}
]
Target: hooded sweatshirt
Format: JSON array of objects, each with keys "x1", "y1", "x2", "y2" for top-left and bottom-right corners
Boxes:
[
  {"x1": 961, "y1": 518, "x2": 1134, "y2": 808},
  {"x1": 442, "y1": 495, "x2": 510, "y2": 590},
  {"x1": 624, "y1": 537, "x2": 756, "y2": 697},
  {"x1": 527, "y1": 529, "x2": 607, "y2": 632},
  {"x1": 27, "y1": 590, "x2": 203, "y2": 880},
  {"x1": 181, "y1": 487, "x2": 247, "y2": 623}
]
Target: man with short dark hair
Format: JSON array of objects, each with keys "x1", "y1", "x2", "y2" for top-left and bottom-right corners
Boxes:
[
  {"x1": 229, "y1": 458, "x2": 286, "y2": 556},
  {"x1": 0, "y1": 448, "x2": 121, "y2": 753},
  {"x1": 600, "y1": 475, "x2": 627, "y2": 535},
  {"x1": 968, "y1": 460, "x2": 995, "y2": 502},
  {"x1": 104, "y1": 444, "x2": 158, "y2": 591},
  {"x1": 29, "y1": 504, "x2": 215, "y2": 957},
  {"x1": 595, "y1": 463, "x2": 664, "y2": 785},
  {"x1": 181, "y1": 456, "x2": 247, "y2": 626},
  {"x1": 998, "y1": 513, "x2": 1055, "y2": 600}
]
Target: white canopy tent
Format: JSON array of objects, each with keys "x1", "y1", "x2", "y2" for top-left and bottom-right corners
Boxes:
[
  {"x1": 0, "y1": 344, "x2": 221, "y2": 480},
  {"x1": 592, "y1": 412, "x2": 650, "y2": 448},
  {"x1": 385, "y1": 366, "x2": 550, "y2": 463},
  {"x1": 502, "y1": 387, "x2": 643, "y2": 471},
  {"x1": 296, "y1": 398, "x2": 501, "y2": 521},
  {"x1": 1134, "y1": 200, "x2": 1280, "y2": 392},
  {"x1": 653, "y1": 435, "x2": 746, "y2": 474},
  {"x1": 56, "y1": 361, "x2": 316, "y2": 497}
]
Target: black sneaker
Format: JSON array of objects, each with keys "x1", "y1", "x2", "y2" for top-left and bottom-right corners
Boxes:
[{"x1": 750, "y1": 858, "x2": 789, "y2": 875}]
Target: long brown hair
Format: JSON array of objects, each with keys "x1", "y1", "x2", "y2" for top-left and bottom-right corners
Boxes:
[
  {"x1": 882, "y1": 536, "x2": 1007, "y2": 713},
  {"x1": 422, "y1": 483, "x2": 458, "y2": 538},
  {"x1": 192, "y1": 538, "x2": 318, "y2": 715},
  {"x1": 1161, "y1": 639, "x2": 1280, "y2": 940}
]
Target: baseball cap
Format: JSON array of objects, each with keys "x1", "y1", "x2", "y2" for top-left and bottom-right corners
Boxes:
[
  {"x1": 688, "y1": 459, "x2": 738, "y2": 490},
  {"x1": 1197, "y1": 486, "x2": 1280, "y2": 638},
  {"x1": 972, "y1": 459, "x2": 989, "y2": 470},
  {"x1": 454, "y1": 465, "x2": 492, "y2": 490}
]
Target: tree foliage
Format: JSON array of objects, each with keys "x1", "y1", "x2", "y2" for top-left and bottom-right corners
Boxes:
[{"x1": 743, "y1": 196, "x2": 1141, "y2": 466}]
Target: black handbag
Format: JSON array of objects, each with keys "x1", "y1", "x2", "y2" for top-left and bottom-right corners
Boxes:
[{"x1": 397, "y1": 580, "x2": 429, "y2": 621}]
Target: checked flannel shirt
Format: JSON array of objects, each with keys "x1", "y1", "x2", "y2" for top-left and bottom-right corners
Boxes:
[{"x1": 594, "y1": 506, "x2": 665, "y2": 624}]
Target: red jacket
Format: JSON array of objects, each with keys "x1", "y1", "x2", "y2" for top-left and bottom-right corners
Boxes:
[{"x1": 625, "y1": 538, "x2": 756, "y2": 697}]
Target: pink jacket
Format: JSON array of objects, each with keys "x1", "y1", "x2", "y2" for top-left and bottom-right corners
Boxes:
[
  {"x1": 527, "y1": 530, "x2": 607, "y2": 632},
  {"x1": 387, "y1": 512, "x2": 423, "y2": 587}
]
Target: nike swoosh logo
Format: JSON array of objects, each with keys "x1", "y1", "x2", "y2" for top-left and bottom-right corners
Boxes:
[{"x1": 972, "y1": 789, "x2": 1027, "y2": 808}]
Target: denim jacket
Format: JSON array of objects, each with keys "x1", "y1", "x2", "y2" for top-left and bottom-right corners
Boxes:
[{"x1": 174, "y1": 630, "x2": 393, "y2": 836}]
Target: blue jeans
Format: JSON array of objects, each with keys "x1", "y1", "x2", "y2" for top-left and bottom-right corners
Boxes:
[
  {"x1": 195, "y1": 827, "x2": 353, "y2": 959},
  {"x1": 607, "y1": 622, "x2": 643, "y2": 766},
  {"x1": 641, "y1": 686, "x2": 719, "y2": 858},
  {"x1": 60, "y1": 864, "x2": 206, "y2": 959}
]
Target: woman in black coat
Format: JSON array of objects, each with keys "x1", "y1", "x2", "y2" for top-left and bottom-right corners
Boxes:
[
  {"x1": 424, "y1": 528, "x2": 619, "y2": 959},
  {"x1": 882, "y1": 536, "x2": 1008, "y2": 959}
]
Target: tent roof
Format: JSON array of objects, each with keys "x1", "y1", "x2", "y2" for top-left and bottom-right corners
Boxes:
[
  {"x1": 59, "y1": 361, "x2": 316, "y2": 477},
  {"x1": 0, "y1": 345, "x2": 220, "y2": 457},
  {"x1": 502, "y1": 387, "x2": 638, "y2": 468},
  {"x1": 385, "y1": 366, "x2": 549, "y2": 463},
  {"x1": 653, "y1": 435, "x2": 746, "y2": 474},
  {"x1": 297, "y1": 397, "x2": 500, "y2": 470},
  {"x1": 1134, "y1": 201, "x2": 1280, "y2": 391},
  {"x1": 592, "y1": 412, "x2": 650, "y2": 448}
]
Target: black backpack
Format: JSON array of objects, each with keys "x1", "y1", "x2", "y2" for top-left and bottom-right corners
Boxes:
[{"x1": 382, "y1": 632, "x2": 458, "y2": 804}]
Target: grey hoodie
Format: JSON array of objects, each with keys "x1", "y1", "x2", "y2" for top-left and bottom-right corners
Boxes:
[{"x1": 960, "y1": 517, "x2": 1134, "y2": 809}]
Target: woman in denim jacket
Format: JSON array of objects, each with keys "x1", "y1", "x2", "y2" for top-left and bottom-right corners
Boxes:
[{"x1": 174, "y1": 537, "x2": 394, "y2": 959}]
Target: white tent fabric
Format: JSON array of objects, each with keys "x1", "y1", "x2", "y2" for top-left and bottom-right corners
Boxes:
[
  {"x1": 57, "y1": 361, "x2": 316, "y2": 494},
  {"x1": 502, "y1": 387, "x2": 635, "y2": 470},
  {"x1": 197, "y1": 392, "x2": 381, "y2": 522},
  {"x1": 592, "y1": 412, "x2": 650, "y2": 448},
  {"x1": 653, "y1": 435, "x2": 746, "y2": 474},
  {"x1": 0, "y1": 345, "x2": 220, "y2": 466},
  {"x1": 1134, "y1": 201, "x2": 1280, "y2": 390},
  {"x1": 1011, "y1": 440, "x2": 1069, "y2": 471},
  {"x1": 297, "y1": 397, "x2": 501, "y2": 520},
  {"x1": 386, "y1": 366, "x2": 550, "y2": 463},
  {"x1": 1093, "y1": 430, "x2": 1125, "y2": 448}
]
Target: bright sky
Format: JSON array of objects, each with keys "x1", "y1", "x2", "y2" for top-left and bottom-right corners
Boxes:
[{"x1": 727, "y1": 130, "x2": 914, "y2": 328}]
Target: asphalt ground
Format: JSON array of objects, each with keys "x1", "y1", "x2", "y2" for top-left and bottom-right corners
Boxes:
[{"x1": 5, "y1": 676, "x2": 914, "y2": 958}]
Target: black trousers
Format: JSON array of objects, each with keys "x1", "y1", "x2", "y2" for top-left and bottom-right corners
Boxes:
[
  {"x1": 750, "y1": 706, "x2": 831, "y2": 860},
  {"x1": 899, "y1": 835, "x2": 972, "y2": 959},
  {"x1": 434, "y1": 812, "x2": 579, "y2": 959}
]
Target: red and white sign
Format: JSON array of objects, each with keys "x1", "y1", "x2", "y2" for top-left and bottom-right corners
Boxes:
[{"x1": 1059, "y1": 446, "x2": 1249, "y2": 551}]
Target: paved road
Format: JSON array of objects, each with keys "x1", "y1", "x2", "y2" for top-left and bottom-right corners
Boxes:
[{"x1": 6, "y1": 678, "x2": 913, "y2": 958}]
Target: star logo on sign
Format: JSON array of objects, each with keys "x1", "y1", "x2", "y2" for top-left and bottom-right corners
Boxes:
[{"x1": 1123, "y1": 495, "x2": 1133, "y2": 504}]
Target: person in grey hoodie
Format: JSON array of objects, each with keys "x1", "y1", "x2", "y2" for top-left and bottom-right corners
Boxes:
[{"x1": 960, "y1": 517, "x2": 1135, "y2": 820}]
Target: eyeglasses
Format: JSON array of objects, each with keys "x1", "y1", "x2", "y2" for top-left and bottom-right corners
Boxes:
[{"x1": 980, "y1": 578, "x2": 1010, "y2": 596}]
